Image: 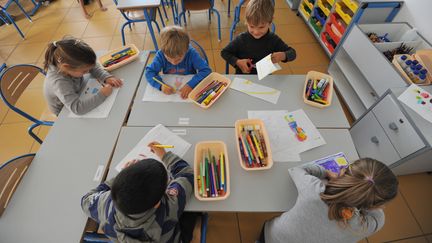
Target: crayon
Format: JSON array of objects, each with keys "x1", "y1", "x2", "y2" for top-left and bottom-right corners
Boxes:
[
  {"x1": 152, "y1": 144, "x2": 174, "y2": 148},
  {"x1": 242, "y1": 133, "x2": 254, "y2": 166},
  {"x1": 246, "y1": 132, "x2": 261, "y2": 166},
  {"x1": 220, "y1": 153, "x2": 225, "y2": 191}
]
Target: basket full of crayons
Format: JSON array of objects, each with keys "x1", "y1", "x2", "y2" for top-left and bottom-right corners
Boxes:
[
  {"x1": 98, "y1": 44, "x2": 140, "y2": 71},
  {"x1": 303, "y1": 71, "x2": 334, "y2": 108},
  {"x1": 194, "y1": 141, "x2": 230, "y2": 201},
  {"x1": 188, "y1": 72, "x2": 231, "y2": 109},
  {"x1": 235, "y1": 119, "x2": 273, "y2": 171}
]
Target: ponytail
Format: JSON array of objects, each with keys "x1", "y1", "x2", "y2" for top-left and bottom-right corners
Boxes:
[{"x1": 43, "y1": 42, "x2": 58, "y2": 72}]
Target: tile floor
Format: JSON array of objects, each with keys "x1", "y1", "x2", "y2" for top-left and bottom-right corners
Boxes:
[{"x1": 1, "y1": 0, "x2": 431, "y2": 242}]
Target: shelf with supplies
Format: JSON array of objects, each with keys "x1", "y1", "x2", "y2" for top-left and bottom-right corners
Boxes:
[
  {"x1": 297, "y1": 0, "x2": 404, "y2": 57},
  {"x1": 329, "y1": 22, "x2": 432, "y2": 120}
]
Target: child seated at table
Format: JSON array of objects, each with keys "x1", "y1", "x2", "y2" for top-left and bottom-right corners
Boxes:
[
  {"x1": 43, "y1": 36, "x2": 123, "y2": 116},
  {"x1": 145, "y1": 26, "x2": 211, "y2": 99},
  {"x1": 81, "y1": 141, "x2": 198, "y2": 242},
  {"x1": 221, "y1": 0, "x2": 296, "y2": 74},
  {"x1": 258, "y1": 158, "x2": 398, "y2": 243}
]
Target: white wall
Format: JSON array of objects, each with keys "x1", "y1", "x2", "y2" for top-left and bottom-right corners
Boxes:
[{"x1": 394, "y1": 0, "x2": 432, "y2": 43}]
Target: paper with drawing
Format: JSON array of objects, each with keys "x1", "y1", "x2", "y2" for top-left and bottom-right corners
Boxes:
[
  {"x1": 69, "y1": 78, "x2": 119, "y2": 119},
  {"x1": 230, "y1": 77, "x2": 281, "y2": 104},
  {"x1": 115, "y1": 124, "x2": 191, "y2": 171},
  {"x1": 143, "y1": 74, "x2": 193, "y2": 102},
  {"x1": 256, "y1": 54, "x2": 281, "y2": 80},
  {"x1": 398, "y1": 84, "x2": 432, "y2": 123}
]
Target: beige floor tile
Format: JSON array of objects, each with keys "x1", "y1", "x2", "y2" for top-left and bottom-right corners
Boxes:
[
  {"x1": 45, "y1": 0, "x2": 75, "y2": 9},
  {"x1": 359, "y1": 238, "x2": 368, "y2": 243},
  {"x1": 0, "y1": 101, "x2": 9, "y2": 124},
  {"x1": 22, "y1": 23, "x2": 58, "y2": 43},
  {"x1": 290, "y1": 65, "x2": 328, "y2": 74},
  {"x1": 82, "y1": 36, "x2": 113, "y2": 51},
  {"x1": 389, "y1": 236, "x2": 428, "y2": 243},
  {"x1": 82, "y1": 19, "x2": 118, "y2": 38},
  {"x1": 26, "y1": 70, "x2": 46, "y2": 89},
  {"x1": 211, "y1": 49, "x2": 234, "y2": 74},
  {"x1": 210, "y1": 27, "x2": 237, "y2": 51},
  {"x1": 7, "y1": 42, "x2": 47, "y2": 65},
  {"x1": 205, "y1": 49, "x2": 216, "y2": 71},
  {"x1": 288, "y1": 43, "x2": 330, "y2": 68},
  {"x1": 31, "y1": 8, "x2": 69, "y2": 25},
  {"x1": 114, "y1": 19, "x2": 149, "y2": 35},
  {"x1": 0, "y1": 122, "x2": 35, "y2": 163},
  {"x1": 238, "y1": 212, "x2": 281, "y2": 243},
  {"x1": 368, "y1": 192, "x2": 423, "y2": 243},
  {"x1": 278, "y1": 23, "x2": 318, "y2": 45},
  {"x1": 91, "y1": 6, "x2": 122, "y2": 20},
  {"x1": 188, "y1": 30, "x2": 212, "y2": 50},
  {"x1": 110, "y1": 34, "x2": 146, "y2": 50},
  {"x1": 0, "y1": 23, "x2": 30, "y2": 45},
  {"x1": 143, "y1": 33, "x2": 161, "y2": 50},
  {"x1": 273, "y1": 8, "x2": 304, "y2": 25},
  {"x1": 274, "y1": 0, "x2": 290, "y2": 8},
  {"x1": 29, "y1": 124, "x2": 52, "y2": 153},
  {"x1": 63, "y1": 7, "x2": 92, "y2": 23},
  {"x1": 206, "y1": 213, "x2": 241, "y2": 243},
  {"x1": 0, "y1": 45, "x2": 15, "y2": 61},
  {"x1": 51, "y1": 21, "x2": 89, "y2": 40},
  {"x1": 398, "y1": 173, "x2": 432, "y2": 234},
  {"x1": 2, "y1": 88, "x2": 48, "y2": 124}
]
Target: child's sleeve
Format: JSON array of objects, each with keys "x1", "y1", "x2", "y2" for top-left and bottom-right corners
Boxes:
[
  {"x1": 221, "y1": 36, "x2": 242, "y2": 68},
  {"x1": 363, "y1": 209, "x2": 385, "y2": 235},
  {"x1": 90, "y1": 62, "x2": 113, "y2": 82},
  {"x1": 81, "y1": 180, "x2": 113, "y2": 222},
  {"x1": 54, "y1": 78, "x2": 107, "y2": 115},
  {"x1": 144, "y1": 51, "x2": 165, "y2": 90},
  {"x1": 187, "y1": 48, "x2": 211, "y2": 88},
  {"x1": 272, "y1": 35, "x2": 296, "y2": 62},
  {"x1": 162, "y1": 152, "x2": 194, "y2": 213},
  {"x1": 288, "y1": 166, "x2": 326, "y2": 195}
]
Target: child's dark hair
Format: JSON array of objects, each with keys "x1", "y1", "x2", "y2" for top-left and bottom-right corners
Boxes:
[
  {"x1": 43, "y1": 36, "x2": 96, "y2": 72},
  {"x1": 320, "y1": 158, "x2": 398, "y2": 223},
  {"x1": 111, "y1": 159, "x2": 168, "y2": 215}
]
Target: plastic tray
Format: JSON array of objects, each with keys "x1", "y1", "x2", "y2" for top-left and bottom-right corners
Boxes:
[
  {"x1": 309, "y1": 17, "x2": 323, "y2": 35},
  {"x1": 194, "y1": 141, "x2": 230, "y2": 201},
  {"x1": 235, "y1": 119, "x2": 273, "y2": 171},
  {"x1": 321, "y1": 32, "x2": 336, "y2": 53},
  {"x1": 188, "y1": 72, "x2": 231, "y2": 109},
  {"x1": 342, "y1": 0, "x2": 358, "y2": 13},
  {"x1": 303, "y1": 70, "x2": 334, "y2": 108},
  {"x1": 317, "y1": 0, "x2": 330, "y2": 16},
  {"x1": 313, "y1": 7, "x2": 327, "y2": 26},
  {"x1": 325, "y1": 21, "x2": 341, "y2": 44},
  {"x1": 392, "y1": 54, "x2": 431, "y2": 86},
  {"x1": 335, "y1": 2, "x2": 353, "y2": 26},
  {"x1": 98, "y1": 44, "x2": 140, "y2": 71}
]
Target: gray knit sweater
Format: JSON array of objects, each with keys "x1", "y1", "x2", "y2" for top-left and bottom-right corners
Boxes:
[{"x1": 264, "y1": 165, "x2": 385, "y2": 243}]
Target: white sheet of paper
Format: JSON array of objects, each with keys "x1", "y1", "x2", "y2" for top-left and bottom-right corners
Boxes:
[
  {"x1": 230, "y1": 77, "x2": 281, "y2": 104},
  {"x1": 398, "y1": 84, "x2": 432, "y2": 123},
  {"x1": 69, "y1": 78, "x2": 119, "y2": 119},
  {"x1": 256, "y1": 54, "x2": 281, "y2": 80},
  {"x1": 248, "y1": 109, "x2": 326, "y2": 162},
  {"x1": 115, "y1": 124, "x2": 191, "y2": 172},
  {"x1": 142, "y1": 74, "x2": 193, "y2": 102}
]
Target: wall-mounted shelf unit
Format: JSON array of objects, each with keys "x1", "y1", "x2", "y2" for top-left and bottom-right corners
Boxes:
[{"x1": 297, "y1": 0, "x2": 404, "y2": 57}]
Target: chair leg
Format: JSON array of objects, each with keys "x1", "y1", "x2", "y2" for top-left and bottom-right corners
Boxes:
[
  {"x1": 208, "y1": 9, "x2": 211, "y2": 21},
  {"x1": 200, "y1": 213, "x2": 208, "y2": 243},
  {"x1": 225, "y1": 61, "x2": 229, "y2": 74},
  {"x1": 170, "y1": 0, "x2": 178, "y2": 24},
  {"x1": 178, "y1": 12, "x2": 185, "y2": 26},
  {"x1": 14, "y1": 0, "x2": 32, "y2": 22},
  {"x1": 211, "y1": 9, "x2": 221, "y2": 41},
  {"x1": 227, "y1": 0, "x2": 231, "y2": 17},
  {"x1": 29, "y1": 0, "x2": 41, "y2": 16},
  {"x1": 121, "y1": 22, "x2": 129, "y2": 45},
  {"x1": 160, "y1": 1, "x2": 168, "y2": 20},
  {"x1": 1, "y1": 10, "x2": 25, "y2": 39},
  {"x1": 28, "y1": 123, "x2": 43, "y2": 144},
  {"x1": 157, "y1": 8, "x2": 165, "y2": 28},
  {"x1": 153, "y1": 20, "x2": 161, "y2": 33}
]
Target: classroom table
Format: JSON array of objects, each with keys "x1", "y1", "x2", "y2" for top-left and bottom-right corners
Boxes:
[
  {"x1": 0, "y1": 52, "x2": 149, "y2": 243},
  {"x1": 127, "y1": 75, "x2": 350, "y2": 128},
  {"x1": 107, "y1": 126, "x2": 359, "y2": 212},
  {"x1": 116, "y1": 0, "x2": 162, "y2": 51}
]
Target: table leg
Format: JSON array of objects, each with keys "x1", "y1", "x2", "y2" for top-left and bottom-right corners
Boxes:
[{"x1": 143, "y1": 8, "x2": 158, "y2": 51}]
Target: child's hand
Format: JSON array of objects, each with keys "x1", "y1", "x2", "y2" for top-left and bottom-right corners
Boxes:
[
  {"x1": 271, "y1": 52, "x2": 286, "y2": 63},
  {"x1": 148, "y1": 141, "x2": 166, "y2": 159},
  {"x1": 100, "y1": 84, "x2": 113, "y2": 97},
  {"x1": 179, "y1": 84, "x2": 192, "y2": 99},
  {"x1": 325, "y1": 168, "x2": 346, "y2": 179},
  {"x1": 236, "y1": 59, "x2": 253, "y2": 74},
  {"x1": 161, "y1": 85, "x2": 175, "y2": 95},
  {"x1": 105, "y1": 76, "x2": 123, "y2": 87},
  {"x1": 123, "y1": 159, "x2": 139, "y2": 169}
]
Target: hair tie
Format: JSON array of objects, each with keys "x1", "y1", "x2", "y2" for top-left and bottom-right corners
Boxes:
[
  {"x1": 53, "y1": 41, "x2": 57, "y2": 47},
  {"x1": 365, "y1": 176, "x2": 375, "y2": 184},
  {"x1": 74, "y1": 39, "x2": 81, "y2": 45}
]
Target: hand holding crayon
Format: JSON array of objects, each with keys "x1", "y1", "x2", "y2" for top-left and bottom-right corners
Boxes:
[{"x1": 148, "y1": 141, "x2": 167, "y2": 159}]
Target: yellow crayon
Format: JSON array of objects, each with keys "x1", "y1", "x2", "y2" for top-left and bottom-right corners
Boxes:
[{"x1": 153, "y1": 145, "x2": 174, "y2": 148}]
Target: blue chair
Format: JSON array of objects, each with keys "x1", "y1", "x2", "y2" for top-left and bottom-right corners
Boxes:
[
  {"x1": 0, "y1": 64, "x2": 54, "y2": 144},
  {"x1": 113, "y1": 0, "x2": 166, "y2": 47},
  {"x1": 0, "y1": 6, "x2": 27, "y2": 39},
  {"x1": 190, "y1": 39, "x2": 209, "y2": 64},
  {"x1": 0, "y1": 153, "x2": 35, "y2": 217},
  {"x1": 178, "y1": 0, "x2": 221, "y2": 41}
]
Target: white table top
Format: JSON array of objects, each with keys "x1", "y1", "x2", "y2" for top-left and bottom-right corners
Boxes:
[
  {"x1": 127, "y1": 75, "x2": 350, "y2": 129},
  {"x1": 0, "y1": 52, "x2": 149, "y2": 243},
  {"x1": 116, "y1": 0, "x2": 161, "y2": 9},
  {"x1": 107, "y1": 126, "x2": 359, "y2": 212}
]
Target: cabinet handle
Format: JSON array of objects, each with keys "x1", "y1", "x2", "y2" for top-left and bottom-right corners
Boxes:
[
  {"x1": 389, "y1": 122, "x2": 399, "y2": 131},
  {"x1": 371, "y1": 136, "x2": 379, "y2": 144}
]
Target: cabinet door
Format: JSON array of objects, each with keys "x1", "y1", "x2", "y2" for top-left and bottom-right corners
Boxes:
[
  {"x1": 350, "y1": 112, "x2": 400, "y2": 166},
  {"x1": 373, "y1": 95, "x2": 425, "y2": 158}
]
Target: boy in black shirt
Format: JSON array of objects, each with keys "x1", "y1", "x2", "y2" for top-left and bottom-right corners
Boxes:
[{"x1": 221, "y1": 0, "x2": 296, "y2": 74}]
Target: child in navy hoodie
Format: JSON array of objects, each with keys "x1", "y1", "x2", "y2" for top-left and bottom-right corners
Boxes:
[{"x1": 145, "y1": 26, "x2": 211, "y2": 99}]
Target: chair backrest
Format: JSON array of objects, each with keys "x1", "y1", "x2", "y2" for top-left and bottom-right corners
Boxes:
[
  {"x1": 0, "y1": 153, "x2": 35, "y2": 217},
  {"x1": 0, "y1": 64, "x2": 45, "y2": 122},
  {"x1": 190, "y1": 39, "x2": 209, "y2": 64},
  {"x1": 182, "y1": 0, "x2": 212, "y2": 11}
]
